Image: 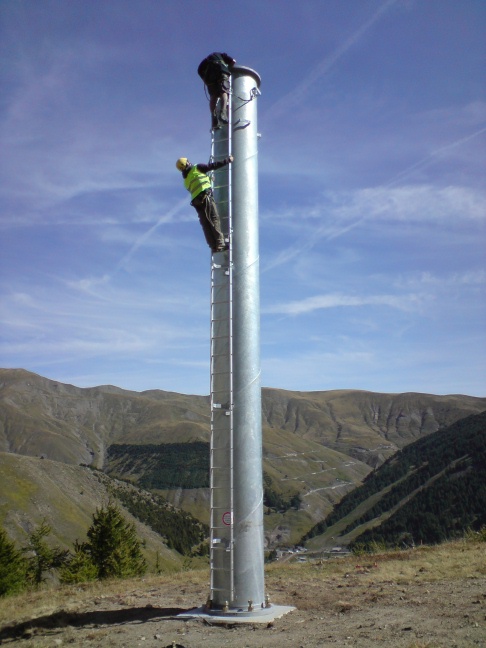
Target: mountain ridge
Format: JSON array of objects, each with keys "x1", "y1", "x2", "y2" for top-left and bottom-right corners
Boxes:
[
  {"x1": 2, "y1": 368, "x2": 484, "y2": 467},
  {"x1": 1, "y1": 368, "x2": 485, "y2": 549}
]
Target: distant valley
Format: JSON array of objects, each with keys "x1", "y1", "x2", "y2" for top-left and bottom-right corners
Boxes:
[{"x1": 1, "y1": 368, "x2": 485, "y2": 558}]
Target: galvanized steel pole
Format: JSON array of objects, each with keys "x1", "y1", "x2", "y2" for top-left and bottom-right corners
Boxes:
[
  {"x1": 181, "y1": 65, "x2": 294, "y2": 623},
  {"x1": 230, "y1": 66, "x2": 265, "y2": 609}
]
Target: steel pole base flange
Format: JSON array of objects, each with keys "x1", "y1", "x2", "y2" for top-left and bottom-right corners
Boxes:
[{"x1": 177, "y1": 603, "x2": 295, "y2": 624}]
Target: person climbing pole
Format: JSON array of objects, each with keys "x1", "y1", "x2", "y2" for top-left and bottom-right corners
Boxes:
[
  {"x1": 197, "y1": 52, "x2": 236, "y2": 130},
  {"x1": 176, "y1": 156, "x2": 234, "y2": 253}
]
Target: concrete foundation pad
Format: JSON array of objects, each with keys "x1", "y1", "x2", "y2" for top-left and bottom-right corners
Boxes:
[{"x1": 177, "y1": 604, "x2": 295, "y2": 624}]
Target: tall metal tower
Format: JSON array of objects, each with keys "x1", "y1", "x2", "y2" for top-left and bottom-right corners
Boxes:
[{"x1": 182, "y1": 65, "x2": 293, "y2": 623}]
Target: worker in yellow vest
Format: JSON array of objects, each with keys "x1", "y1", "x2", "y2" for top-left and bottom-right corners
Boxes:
[{"x1": 176, "y1": 155, "x2": 233, "y2": 253}]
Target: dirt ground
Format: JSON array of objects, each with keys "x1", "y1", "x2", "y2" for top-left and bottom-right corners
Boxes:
[{"x1": 1, "y1": 543, "x2": 485, "y2": 648}]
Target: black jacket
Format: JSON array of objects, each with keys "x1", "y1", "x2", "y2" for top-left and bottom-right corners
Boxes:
[
  {"x1": 182, "y1": 158, "x2": 232, "y2": 180},
  {"x1": 197, "y1": 52, "x2": 236, "y2": 84}
]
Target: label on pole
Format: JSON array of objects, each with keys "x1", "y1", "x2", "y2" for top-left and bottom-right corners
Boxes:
[{"x1": 222, "y1": 511, "x2": 233, "y2": 526}]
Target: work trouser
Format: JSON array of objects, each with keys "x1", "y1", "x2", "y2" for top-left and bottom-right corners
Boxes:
[
  {"x1": 191, "y1": 191, "x2": 225, "y2": 252},
  {"x1": 207, "y1": 74, "x2": 231, "y2": 127}
]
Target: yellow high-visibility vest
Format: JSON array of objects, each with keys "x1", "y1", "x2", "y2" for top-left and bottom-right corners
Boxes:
[{"x1": 184, "y1": 166, "x2": 211, "y2": 200}]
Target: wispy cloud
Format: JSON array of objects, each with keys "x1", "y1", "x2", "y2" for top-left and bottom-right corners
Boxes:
[
  {"x1": 261, "y1": 340, "x2": 485, "y2": 396},
  {"x1": 264, "y1": 185, "x2": 486, "y2": 228},
  {"x1": 261, "y1": 347, "x2": 377, "y2": 392},
  {"x1": 385, "y1": 127, "x2": 486, "y2": 188},
  {"x1": 0, "y1": 36, "x2": 182, "y2": 225},
  {"x1": 262, "y1": 184, "x2": 485, "y2": 271},
  {"x1": 0, "y1": 284, "x2": 207, "y2": 360},
  {"x1": 114, "y1": 197, "x2": 188, "y2": 273},
  {"x1": 1, "y1": 0, "x2": 483, "y2": 397},
  {"x1": 264, "y1": 291, "x2": 424, "y2": 316},
  {"x1": 414, "y1": 102, "x2": 486, "y2": 130},
  {"x1": 394, "y1": 270, "x2": 486, "y2": 290},
  {"x1": 264, "y1": 0, "x2": 400, "y2": 121}
]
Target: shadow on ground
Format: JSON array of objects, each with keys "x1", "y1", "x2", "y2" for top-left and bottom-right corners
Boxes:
[{"x1": 0, "y1": 606, "x2": 187, "y2": 642}]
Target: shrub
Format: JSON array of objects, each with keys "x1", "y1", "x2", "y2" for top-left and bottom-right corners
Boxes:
[
  {"x1": 0, "y1": 528, "x2": 28, "y2": 597},
  {"x1": 59, "y1": 542, "x2": 98, "y2": 584}
]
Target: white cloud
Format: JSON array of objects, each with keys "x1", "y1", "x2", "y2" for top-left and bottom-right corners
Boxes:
[
  {"x1": 262, "y1": 183, "x2": 485, "y2": 271},
  {"x1": 264, "y1": 291, "x2": 424, "y2": 316},
  {"x1": 263, "y1": 185, "x2": 485, "y2": 228},
  {"x1": 338, "y1": 185, "x2": 485, "y2": 231},
  {"x1": 395, "y1": 270, "x2": 486, "y2": 289}
]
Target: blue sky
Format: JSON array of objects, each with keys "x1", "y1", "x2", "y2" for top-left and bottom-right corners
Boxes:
[{"x1": 1, "y1": 0, "x2": 485, "y2": 397}]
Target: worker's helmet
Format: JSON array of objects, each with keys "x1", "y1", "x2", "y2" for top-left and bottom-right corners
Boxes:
[{"x1": 176, "y1": 157, "x2": 189, "y2": 171}]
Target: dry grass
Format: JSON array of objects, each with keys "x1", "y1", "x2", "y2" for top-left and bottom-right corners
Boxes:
[
  {"x1": 1, "y1": 537, "x2": 483, "y2": 630},
  {"x1": 266, "y1": 537, "x2": 486, "y2": 586}
]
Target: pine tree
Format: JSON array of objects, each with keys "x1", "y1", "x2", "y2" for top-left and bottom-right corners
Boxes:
[
  {"x1": 0, "y1": 528, "x2": 28, "y2": 597},
  {"x1": 24, "y1": 521, "x2": 69, "y2": 586},
  {"x1": 59, "y1": 541, "x2": 98, "y2": 584},
  {"x1": 84, "y1": 503, "x2": 147, "y2": 579}
]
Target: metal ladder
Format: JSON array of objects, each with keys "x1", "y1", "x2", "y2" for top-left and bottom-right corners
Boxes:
[{"x1": 208, "y1": 82, "x2": 234, "y2": 606}]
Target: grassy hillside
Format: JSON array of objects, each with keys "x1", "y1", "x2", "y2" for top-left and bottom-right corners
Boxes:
[
  {"x1": 0, "y1": 369, "x2": 210, "y2": 468},
  {"x1": 0, "y1": 453, "x2": 205, "y2": 569},
  {"x1": 303, "y1": 411, "x2": 486, "y2": 549}
]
